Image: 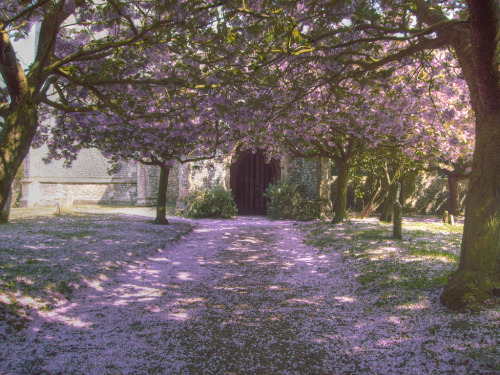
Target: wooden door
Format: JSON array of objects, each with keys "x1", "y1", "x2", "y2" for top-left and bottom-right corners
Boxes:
[{"x1": 236, "y1": 153, "x2": 273, "y2": 215}]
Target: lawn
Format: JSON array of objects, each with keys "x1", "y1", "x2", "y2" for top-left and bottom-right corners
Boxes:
[
  {"x1": 0, "y1": 206, "x2": 191, "y2": 326},
  {"x1": 303, "y1": 216, "x2": 500, "y2": 373}
]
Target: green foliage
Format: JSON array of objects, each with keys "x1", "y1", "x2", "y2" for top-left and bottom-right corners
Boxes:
[
  {"x1": 182, "y1": 185, "x2": 238, "y2": 219},
  {"x1": 264, "y1": 179, "x2": 320, "y2": 221}
]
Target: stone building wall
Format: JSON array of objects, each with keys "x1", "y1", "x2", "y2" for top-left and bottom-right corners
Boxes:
[
  {"x1": 177, "y1": 155, "x2": 332, "y2": 213},
  {"x1": 19, "y1": 144, "x2": 183, "y2": 209},
  {"x1": 285, "y1": 157, "x2": 334, "y2": 216},
  {"x1": 178, "y1": 157, "x2": 231, "y2": 199},
  {"x1": 19, "y1": 144, "x2": 465, "y2": 216},
  {"x1": 136, "y1": 164, "x2": 179, "y2": 206},
  {"x1": 20, "y1": 146, "x2": 140, "y2": 207}
]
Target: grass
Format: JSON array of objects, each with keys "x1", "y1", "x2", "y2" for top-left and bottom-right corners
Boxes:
[
  {"x1": 8, "y1": 203, "x2": 179, "y2": 220},
  {"x1": 301, "y1": 216, "x2": 500, "y2": 372},
  {"x1": 0, "y1": 208, "x2": 192, "y2": 318},
  {"x1": 304, "y1": 217, "x2": 464, "y2": 304}
]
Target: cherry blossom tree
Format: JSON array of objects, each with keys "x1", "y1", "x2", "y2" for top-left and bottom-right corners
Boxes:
[
  {"x1": 229, "y1": 45, "x2": 472, "y2": 224},
  {"x1": 44, "y1": 103, "x2": 225, "y2": 224},
  {"x1": 0, "y1": 0, "x2": 221, "y2": 223},
  {"x1": 217, "y1": 0, "x2": 491, "y2": 310},
  {"x1": 363, "y1": 52, "x2": 474, "y2": 220},
  {"x1": 2, "y1": 0, "x2": 495, "y2": 310},
  {"x1": 39, "y1": 9, "x2": 237, "y2": 224}
]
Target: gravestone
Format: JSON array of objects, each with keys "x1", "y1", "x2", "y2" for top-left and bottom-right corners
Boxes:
[
  {"x1": 393, "y1": 201, "x2": 402, "y2": 240},
  {"x1": 448, "y1": 213, "x2": 455, "y2": 225},
  {"x1": 443, "y1": 210, "x2": 449, "y2": 224}
]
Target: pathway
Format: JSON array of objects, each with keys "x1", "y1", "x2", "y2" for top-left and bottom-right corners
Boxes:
[{"x1": 3, "y1": 217, "x2": 358, "y2": 374}]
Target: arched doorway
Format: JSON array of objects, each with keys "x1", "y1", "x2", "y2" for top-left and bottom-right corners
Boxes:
[{"x1": 230, "y1": 150, "x2": 280, "y2": 215}]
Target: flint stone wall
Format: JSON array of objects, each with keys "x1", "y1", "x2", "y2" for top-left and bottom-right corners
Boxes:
[{"x1": 287, "y1": 158, "x2": 322, "y2": 200}]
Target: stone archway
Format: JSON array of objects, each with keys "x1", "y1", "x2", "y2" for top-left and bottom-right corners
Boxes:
[{"x1": 230, "y1": 150, "x2": 280, "y2": 215}]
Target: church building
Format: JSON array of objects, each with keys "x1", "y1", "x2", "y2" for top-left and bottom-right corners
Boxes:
[{"x1": 19, "y1": 145, "x2": 331, "y2": 215}]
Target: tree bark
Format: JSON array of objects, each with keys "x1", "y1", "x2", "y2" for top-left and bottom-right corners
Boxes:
[
  {"x1": 440, "y1": 110, "x2": 500, "y2": 310},
  {"x1": 153, "y1": 165, "x2": 170, "y2": 225},
  {"x1": 439, "y1": 0, "x2": 500, "y2": 310},
  {"x1": 358, "y1": 185, "x2": 384, "y2": 219},
  {"x1": 0, "y1": 103, "x2": 38, "y2": 222},
  {"x1": 380, "y1": 182, "x2": 401, "y2": 223},
  {"x1": 0, "y1": 23, "x2": 38, "y2": 221},
  {"x1": 0, "y1": 188, "x2": 12, "y2": 224},
  {"x1": 400, "y1": 170, "x2": 418, "y2": 207},
  {"x1": 0, "y1": 4, "x2": 69, "y2": 222},
  {"x1": 332, "y1": 160, "x2": 349, "y2": 224},
  {"x1": 447, "y1": 175, "x2": 461, "y2": 217}
]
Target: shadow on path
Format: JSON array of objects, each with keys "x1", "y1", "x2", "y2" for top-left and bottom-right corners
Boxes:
[{"x1": 2, "y1": 217, "x2": 485, "y2": 375}]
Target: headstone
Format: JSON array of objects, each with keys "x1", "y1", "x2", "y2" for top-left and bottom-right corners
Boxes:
[
  {"x1": 55, "y1": 190, "x2": 73, "y2": 214},
  {"x1": 393, "y1": 201, "x2": 402, "y2": 240},
  {"x1": 443, "y1": 210, "x2": 449, "y2": 224},
  {"x1": 448, "y1": 213, "x2": 455, "y2": 226}
]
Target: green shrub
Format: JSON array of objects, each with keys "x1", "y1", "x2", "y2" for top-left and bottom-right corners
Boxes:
[
  {"x1": 182, "y1": 185, "x2": 238, "y2": 219},
  {"x1": 264, "y1": 179, "x2": 321, "y2": 221}
]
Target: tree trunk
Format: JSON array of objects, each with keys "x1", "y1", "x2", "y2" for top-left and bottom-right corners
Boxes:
[
  {"x1": 0, "y1": 188, "x2": 12, "y2": 224},
  {"x1": 400, "y1": 170, "x2": 418, "y2": 207},
  {"x1": 439, "y1": 0, "x2": 500, "y2": 311},
  {"x1": 358, "y1": 162, "x2": 402, "y2": 220},
  {"x1": 447, "y1": 175, "x2": 461, "y2": 216},
  {"x1": 0, "y1": 103, "x2": 38, "y2": 223},
  {"x1": 380, "y1": 182, "x2": 401, "y2": 223},
  {"x1": 332, "y1": 160, "x2": 349, "y2": 224},
  {"x1": 153, "y1": 165, "x2": 170, "y2": 225},
  {"x1": 358, "y1": 187, "x2": 382, "y2": 219},
  {"x1": 393, "y1": 201, "x2": 403, "y2": 240},
  {"x1": 441, "y1": 110, "x2": 500, "y2": 311},
  {"x1": 358, "y1": 179, "x2": 395, "y2": 219}
]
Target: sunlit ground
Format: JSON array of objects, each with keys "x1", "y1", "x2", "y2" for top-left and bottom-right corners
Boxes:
[{"x1": 1, "y1": 209, "x2": 499, "y2": 374}]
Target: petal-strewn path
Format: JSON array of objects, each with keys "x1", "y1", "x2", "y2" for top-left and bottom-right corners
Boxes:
[
  {"x1": 4, "y1": 217, "x2": 345, "y2": 374},
  {"x1": 2, "y1": 216, "x2": 495, "y2": 374}
]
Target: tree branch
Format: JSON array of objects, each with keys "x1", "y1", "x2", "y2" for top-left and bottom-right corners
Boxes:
[
  {"x1": 0, "y1": 30, "x2": 28, "y2": 107},
  {"x1": 42, "y1": 19, "x2": 175, "y2": 75},
  {"x1": 0, "y1": 102, "x2": 10, "y2": 119},
  {"x1": 27, "y1": 0, "x2": 82, "y2": 91},
  {"x1": 41, "y1": 97, "x2": 99, "y2": 113},
  {"x1": 0, "y1": 0, "x2": 51, "y2": 30},
  {"x1": 352, "y1": 37, "x2": 447, "y2": 71}
]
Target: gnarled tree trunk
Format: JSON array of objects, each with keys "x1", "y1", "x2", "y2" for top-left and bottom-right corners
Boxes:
[
  {"x1": 358, "y1": 186, "x2": 384, "y2": 219},
  {"x1": 0, "y1": 103, "x2": 38, "y2": 223},
  {"x1": 332, "y1": 160, "x2": 349, "y2": 224},
  {"x1": 446, "y1": 174, "x2": 469, "y2": 217},
  {"x1": 439, "y1": 0, "x2": 500, "y2": 310},
  {"x1": 441, "y1": 109, "x2": 500, "y2": 310},
  {"x1": 380, "y1": 182, "x2": 401, "y2": 223},
  {"x1": 153, "y1": 165, "x2": 170, "y2": 225}
]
